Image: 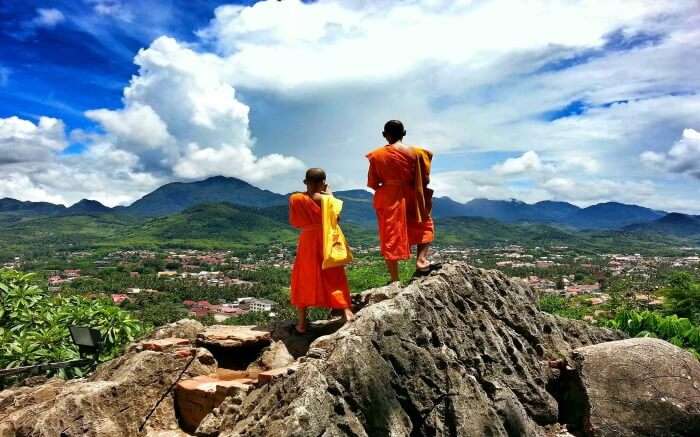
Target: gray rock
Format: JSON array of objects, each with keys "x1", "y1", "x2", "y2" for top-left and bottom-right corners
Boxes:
[
  {"x1": 152, "y1": 319, "x2": 205, "y2": 340},
  {"x1": 246, "y1": 341, "x2": 295, "y2": 372},
  {"x1": 0, "y1": 349, "x2": 216, "y2": 436},
  {"x1": 218, "y1": 263, "x2": 624, "y2": 436},
  {"x1": 564, "y1": 337, "x2": 700, "y2": 436}
]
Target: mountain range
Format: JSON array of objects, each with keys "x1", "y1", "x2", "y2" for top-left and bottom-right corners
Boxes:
[{"x1": 0, "y1": 176, "x2": 697, "y2": 236}]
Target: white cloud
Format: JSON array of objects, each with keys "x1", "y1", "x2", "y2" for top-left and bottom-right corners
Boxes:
[
  {"x1": 2, "y1": 0, "x2": 700, "y2": 213},
  {"x1": 85, "y1": 36, "x2": 303, "y2": 179},
  {"x1": 0, "y1": 173, "x2": 65, "y2": 204},
  {"x1": 642, "y1": 128, "x2": 700, "y2": 179},
  {"x1": 0, "y1": 116, "x2": 67, "y2": 164},
  {"x1": 86, "y1": 103, "x2": 173, "y2": 150},
  {"x1": 34, "y1": 8, "x2": 65, "y2": 28},
  {"x1": 492, "y1": 151, "x2": 543, "y2": 176}
]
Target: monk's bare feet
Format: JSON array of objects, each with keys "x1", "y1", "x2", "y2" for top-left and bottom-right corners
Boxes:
[
  {"x1": 416, "y1": 259, "x2": 430, "y2": 271},
  {"x1": 343, "y1": 308, "x2": 355, "y2": 323},
  {"x1": 295, "y1": 322, "x2": 307, "y2": 334}
]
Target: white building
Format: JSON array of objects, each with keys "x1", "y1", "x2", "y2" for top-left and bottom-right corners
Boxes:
[{"x1": 249, "y1": 298, "x2": 276, "y2": 313}]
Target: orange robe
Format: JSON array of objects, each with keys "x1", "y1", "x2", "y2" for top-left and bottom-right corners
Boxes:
[
  {"x1": 289, "y1": 192, "x2": 351, "y2": 309},
  {"x1": 366, "y1": 145, "x2": 435, "y2": 261}
]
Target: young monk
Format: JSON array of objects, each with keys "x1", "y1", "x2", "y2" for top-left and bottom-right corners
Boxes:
[
  {"x1": 289, "y1": 168, "x2": 354, "y2": 334},
  {"x1": 366, "y1": 120, "x2": 436, "y2": 283}
]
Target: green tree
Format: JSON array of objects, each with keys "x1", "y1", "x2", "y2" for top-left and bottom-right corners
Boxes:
[{"x1": 662, "y1": 272, "x2": 700, "y2": 323}]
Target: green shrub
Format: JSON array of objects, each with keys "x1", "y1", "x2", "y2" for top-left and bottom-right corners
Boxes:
[
  {"x1": 538, "y1": 294, "x2": 588, "y2": 320},
  {"x1": 604, "y1": 309, "x2": 700, "y2": 357},
  {"x1": 0, "y1": 269, "x2": 145, "y2": 378}
]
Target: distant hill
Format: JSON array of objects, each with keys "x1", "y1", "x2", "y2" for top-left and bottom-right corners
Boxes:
[
  {"x1": 0, "y1": 200, "x2": 689, "y2": 256},
  {"x1": 625, "y1": 213, "x2": 700, "y2": 237},
  {"x1": 127, "y1": 202, "x2": 297, "y2": 248},
  {"x1": 565, "y1": 202, "x2": 666, "y2": 229},
  {"x1": 64, "y1": 199, "x2": 111, "y2": 215},
  {"x1": 0, "y1": 176, "x2": 684, "y2": 231},
  {"x1": 123, "y1": 176, "x2": 286, "y2": 216},
  {"x1": 0, "y1": 198, "x2": 65, "y2": 215}
]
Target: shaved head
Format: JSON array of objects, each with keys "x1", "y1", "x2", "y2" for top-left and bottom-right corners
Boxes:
[
  {"x1": 304, "y1": 167, "x2": 326, "y2": 184},
  {"x1": 383, "y1": 120, "x2": 406, "y2": 142}
]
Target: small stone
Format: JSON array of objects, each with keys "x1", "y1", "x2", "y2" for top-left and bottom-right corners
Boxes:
[
  {"x1": 257, "y1": 364, "x2": 299, "y2": 384},
  {"x1": 141, "y1": 338, "x2": 191, "y2": 352}
]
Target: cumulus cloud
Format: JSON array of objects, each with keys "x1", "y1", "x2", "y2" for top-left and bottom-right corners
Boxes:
[
  {"x1": 0, "y1": 116, "x2": 67, "y2": 164},
  {"x1": 492, "y1": 151, "x2": 543, "y2": 176},
  {"x1": 86, "y1": 36, "x2": 303, "y2": 179},
  {"x1": 642, "y1": 128, "x2": 700, "y2": 179}
]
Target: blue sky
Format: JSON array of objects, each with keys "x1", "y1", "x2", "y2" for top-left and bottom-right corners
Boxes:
[
  {"x1": 0, "y1": 0, "x2": 235, "y2": 131},
  {"x1": 1, "y1": 0, "x2": 699, "y2": 212}
]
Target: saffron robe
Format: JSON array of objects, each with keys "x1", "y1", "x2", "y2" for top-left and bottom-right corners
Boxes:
[
  {"x1": 366, "y1": 145, "x2": 435, "y2": 261},
  {"x1": 289, "y1": 192, "x2": 351, "y2": 309}
]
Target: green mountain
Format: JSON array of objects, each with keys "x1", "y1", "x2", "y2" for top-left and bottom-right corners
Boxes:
[
  {"x1": 0, "y1": 200, "x2": 690, "y2": 260},
  {"x1": 65, "y1": 199, "x2": 111, "y2": 215},
  {"x1": 625, "y1": 213, "x2": 700, "y2": 238},
  {"x1": 0, "y1": 177, "x2": 681, "y2": 232},
  {"x1": 124, "y1": 203, "x2": 298, "y2": 248},
  {"x1": 122, "y1": 176, "x2": 286, "y2": 217}
]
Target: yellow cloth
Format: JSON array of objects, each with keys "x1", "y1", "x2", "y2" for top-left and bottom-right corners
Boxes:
[
  {"x1": 413, "y1": 147, "x2": 434, "y2": 223},
  {"x1": 321, "y1": 194, "x2": 353, "y2": 270}
]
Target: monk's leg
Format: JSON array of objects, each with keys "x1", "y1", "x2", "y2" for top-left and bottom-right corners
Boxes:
[
  {"x1": 416, "y1": 243, "x2": 431, "y2": 270},
  {"x1": 295, "y1": 307, "x2": 307, "y2": 333},
  {"x1": 385, "y1": 259, "x2": 400, "y2": 283}
]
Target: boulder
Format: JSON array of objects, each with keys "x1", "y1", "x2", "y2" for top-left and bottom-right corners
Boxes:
[
  {"x1": 197, "y1": 325, "x2": 271, "y2": 348},
  {"x1": 217, "y1": 263, "x2": 625, "y2": 436},
  {"x1": 246, "y1": 340, "x2": 295, "y2": 372},
  {"x1": 0, "y1": 348, "x2": 216, "y2": 436},
  {"x1": 196, "y1": 325, "x2": 273, "y2": 370},
  {"x1": 563, "y1": 337, "x2": 700, "y2": 436},
  {"x1": 152, "y1": 319, "x2": 205, "y2": 340},
  {"x1": 175, "y1": 375, "x2": 253, "y2": 433}
]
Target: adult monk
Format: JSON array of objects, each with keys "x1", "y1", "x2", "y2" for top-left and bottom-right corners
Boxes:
[
  {"x1": 366, "y1": 120, "x2": 437, "y2": 283},
  {"x1": 289, "y1": 168, "x2": 354, "y2": 334}
]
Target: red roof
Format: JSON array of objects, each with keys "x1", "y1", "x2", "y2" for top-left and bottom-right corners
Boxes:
[{"x1": 111, "y1": 294, "x2": 129, "y2": 304}]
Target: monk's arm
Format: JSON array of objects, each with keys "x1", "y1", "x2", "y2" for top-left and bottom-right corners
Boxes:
[
  {"x1": 367, "y1": 159, "x2": 381, "y2": 190},
  {"x1": 288, "y1": 197, "x2": 302, "y2": 229}
]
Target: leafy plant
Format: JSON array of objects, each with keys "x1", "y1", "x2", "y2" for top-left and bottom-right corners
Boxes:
[
  {"x1": 604, "y1": 309, "x2": 700, "y2": 358},
  {"x1": 0, "y1": 268, "x2": 145, "y2": 383}
]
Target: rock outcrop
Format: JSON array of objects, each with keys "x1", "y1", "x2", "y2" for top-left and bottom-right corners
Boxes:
[
  {"x1": 4, "y1": 262, "x2": 699, "y2": 436},
  {"x1": 215, "y1": 263, "x2": 624, "y2": 436},
  {"x1": 0, "y1": 349, "x2": 216, "y2": 436}
]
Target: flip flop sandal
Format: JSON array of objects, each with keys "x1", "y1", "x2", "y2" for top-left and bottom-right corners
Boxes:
[{"x1": 413, "y1": 263, "x2": 443, "y2": 277}]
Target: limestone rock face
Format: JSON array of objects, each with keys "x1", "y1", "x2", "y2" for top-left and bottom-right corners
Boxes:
[
  {"x1": 565, "y1": 338, "x2": 700, "y2": 436},
  {"x1": 0, "y1": 349, "x2": 216, "y2": 436},
  {"x1": 218, "y1": 263, "x2": 624, "y2": 436}
]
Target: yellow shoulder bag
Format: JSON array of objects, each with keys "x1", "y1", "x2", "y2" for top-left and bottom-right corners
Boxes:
[{"x1": 321, "y1": 195, "x2": 353, "y2": 269}]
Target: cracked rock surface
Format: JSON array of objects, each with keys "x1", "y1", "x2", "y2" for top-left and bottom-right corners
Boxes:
[
  {"x1": 565, "y1": 337, "x2": 700, "y2": 437},
  {"x1": 218, "y1": 263, "x2": 624, "y2": 436}
]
